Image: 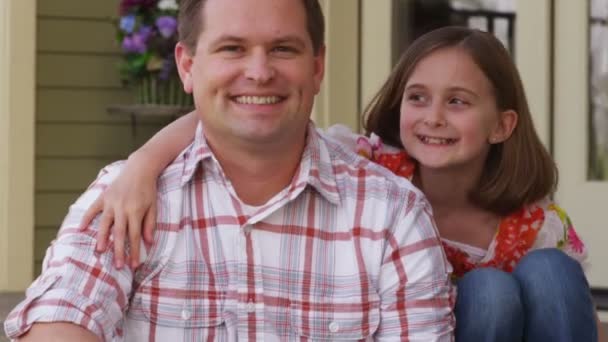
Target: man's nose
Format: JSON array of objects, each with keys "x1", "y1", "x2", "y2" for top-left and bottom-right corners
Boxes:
[{"x1": 244, "y1": 50, "x2": 275, "y2": 84}]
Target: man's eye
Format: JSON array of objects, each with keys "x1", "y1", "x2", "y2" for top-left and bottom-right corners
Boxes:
[
  {"x1": 219, "y1": 45, "x2": 243, "y2": 53},
  {"x1": 272, "y1": 45, "x2": 297, "y2": 53}
]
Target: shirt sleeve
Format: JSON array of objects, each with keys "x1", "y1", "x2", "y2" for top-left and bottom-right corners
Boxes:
[
  {"x1": 3, "y1": 162, "x2": 134, "y2": 341},
  {"x1": 531, "y1": 199, "x2": 589, "y2": 269},
  {"x1": 376, "y1": 198, "x2": 455, "y2": 341},
  {"x1": 325, "y1": 124, "x2": 363, "y2": 150}
]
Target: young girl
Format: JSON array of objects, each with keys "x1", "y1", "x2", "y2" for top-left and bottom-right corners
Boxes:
[{"x1": 81, "y1": 27, "x2": 603, "y2": 341}]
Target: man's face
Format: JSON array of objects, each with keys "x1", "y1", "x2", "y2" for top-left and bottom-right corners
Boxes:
[{"x1": 176, "y1": 0, "x2": 325, "y2": 149}]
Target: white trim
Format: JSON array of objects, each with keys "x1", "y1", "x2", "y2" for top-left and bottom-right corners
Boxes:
[
  {"x1": 599, "y1": 310, "x2": 608, "y2": 322},
  {"x1": 312, "y1": 0, "x2": 359, "y2": 130},
  {"x1": 360, "y1": 0, "x2": 393, "y2": 121},
  {"x1": 554, "y1": 0, "x2": 608, "y2": 287},
  {"x1": 0, "y1": 0, "x2": 36, "y2": 291},
  {"x1": 0, "y1": 0, "x2": 10, "y2": 292},
  {"x1": 515, "y1": 0, "x2": 552, "y2": 148}
]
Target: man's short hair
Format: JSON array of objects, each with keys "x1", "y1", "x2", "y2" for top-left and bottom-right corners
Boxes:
[{"x1": 178, "y1": 0, "x2": 325, "y2": 55}]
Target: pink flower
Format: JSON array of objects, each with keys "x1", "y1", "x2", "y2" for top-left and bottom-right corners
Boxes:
[
  {"x1": 356, "y1": 137, "x2": 373, "y2": 159},
  {"x1": 356, "y1": 134, "x2": 382, "y2": 160},
  {"x1": 567, "y1": 227, "x2": 585, "y2": 253}
]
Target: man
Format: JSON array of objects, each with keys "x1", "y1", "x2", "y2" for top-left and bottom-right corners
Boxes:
[{"x1": 5, "y1": 0, "x2": 454, "y2": 340}]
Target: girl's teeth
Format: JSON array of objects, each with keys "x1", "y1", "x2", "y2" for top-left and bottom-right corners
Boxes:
[
  {"x1": 235, "y1": 96, "x2": 280, "y2": 105},
  {"x1": 421, "y1": 136, "x2": 455, "y2": 145}
]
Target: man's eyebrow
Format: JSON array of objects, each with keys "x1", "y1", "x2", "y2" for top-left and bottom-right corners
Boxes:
[
  {"x1": 208, "y1": 34, "x2": 308, "y2": 50},
  {"x1": 209, "y1": 35, "x2": 246, "y2": 46},
  {"x1": 272, "y1": 35, "x2": 307, "y2": 48}
]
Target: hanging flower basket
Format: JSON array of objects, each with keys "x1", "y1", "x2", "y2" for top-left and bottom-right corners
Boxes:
[
  {"x1": 135, "y1": 74, "x2": 192, "y2": 106},
  {"x1": 116, "y1": 0, "x2": 192, "y2": 107}
]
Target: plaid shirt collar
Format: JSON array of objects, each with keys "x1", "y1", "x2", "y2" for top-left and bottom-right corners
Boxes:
[{"x1": 180, "y1": 121, "x2": 341, "y2": 206}]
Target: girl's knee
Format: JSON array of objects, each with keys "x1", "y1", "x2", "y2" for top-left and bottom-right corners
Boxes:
[
  {"x1": 514, "y1": 249, "x2": 584, "y2": 285},
  {"x1": 456, "y1": 268, "x2": 523, "y2": 322},
  {"x1": 515, "y1": 248, "x2": 579, "y2": 275},
  {"x1": 513, "y1": 248, "x2": 589, "y2": 301},
  {"x1": 459, "y1": 268, "x2": 520, "y2": 294}
]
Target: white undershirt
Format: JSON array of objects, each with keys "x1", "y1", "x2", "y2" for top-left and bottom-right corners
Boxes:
[{"x1": 442, "y1": 238, "x2": 488, "y2": 263}]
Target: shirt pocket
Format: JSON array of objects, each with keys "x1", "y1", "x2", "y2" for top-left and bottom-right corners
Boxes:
[
  {"x1": 289, "y1": 294, "x2": 381, "y2": 340},
  {"x1": 129, "y1": 222, "x2": 226, "y2": 329},
  {"x1": 132, "y1": 292, "x2": 225, "y2": 329}
]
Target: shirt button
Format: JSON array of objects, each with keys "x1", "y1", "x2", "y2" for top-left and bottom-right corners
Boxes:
[
  {"x1": 328, "y1": 321, "x2": 340, "y2": 333},
  {"x1": 246, "y1": 300, "x2": 256, "y2": 313},
  {"x1": 181, "y1": 309, "x2": 191, "y2": 320}
]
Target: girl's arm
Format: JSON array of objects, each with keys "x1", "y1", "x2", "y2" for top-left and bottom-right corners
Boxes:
[{"x1": 79, "y1": 111, "x2": 199, "y2": 269}]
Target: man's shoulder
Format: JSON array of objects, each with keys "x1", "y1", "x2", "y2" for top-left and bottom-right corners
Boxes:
[
  {"x1": 92, "y1": 150, "x2": 189, "y2": 197},
  {"x1": 87, "y1": 160, "x2": 127, "y2": 191},
  {"x1": 316, "y1": 129, "x2": 424, "y2": 203}
]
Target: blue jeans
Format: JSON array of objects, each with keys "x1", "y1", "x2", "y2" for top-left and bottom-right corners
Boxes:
[{"x1": 455, "y1": 248, "x2": 597, "y2": 342}]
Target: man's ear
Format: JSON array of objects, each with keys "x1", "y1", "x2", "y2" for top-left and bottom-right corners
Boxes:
[
  {"x1": 490, "y1": 109, "x2": 518, "y2": 144},
  {"x1": 312, "y1": 44, "x2": 326, "y2": 95},
  {"x1": 175, "y1": 42, "x2": 194, "y2": 94}
]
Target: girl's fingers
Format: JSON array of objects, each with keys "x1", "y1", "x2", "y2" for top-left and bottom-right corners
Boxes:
[
  {"x1": 80, "y1": 194, "x2": 105, "y2": 230},
  {"x1": 95, "y1": 209, "x2": 114, "y2": 252},
  {"x1": 112, "y1": 214, "x2": 127, "y2": 269},
  {"x1": 128, "y1": 215, "x2": 142, "y2": 269},
  {"x1": 142, "y1": 201, "x2": 157, "y2": 245}
]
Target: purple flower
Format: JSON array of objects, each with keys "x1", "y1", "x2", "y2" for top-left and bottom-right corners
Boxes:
[
  {"x1": 156, "y1": 16, "x2": 178, "y2": 38},
  {"x1": 122, "y1": 33, "x2": 148, "y2": 54},
  {"x1": 119, "y1": 14, "x2": 136, "y2": 34},
  {"x1": 139, "y1": 25, "x2": 154, "y2": 41},
  {"x1": 122, "y1": 25, "x2": 154, "y2": 54}
]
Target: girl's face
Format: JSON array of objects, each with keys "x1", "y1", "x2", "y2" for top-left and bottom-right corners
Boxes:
[{"x1": 399, "y1": 46, "x2": 514, "y2": 174}]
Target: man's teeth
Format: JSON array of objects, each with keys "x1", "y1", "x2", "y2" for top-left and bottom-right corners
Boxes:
[
  {"x1": 420, "y1": 136, "x2": 456, "y2": 145},
  {"x1": 235, "y1": 96, "x2": 280, "y2": 105}
]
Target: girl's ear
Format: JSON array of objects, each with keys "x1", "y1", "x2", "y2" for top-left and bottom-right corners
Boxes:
[{"x1": 489, "y1": 109, "x2": 518, "y2": 144}]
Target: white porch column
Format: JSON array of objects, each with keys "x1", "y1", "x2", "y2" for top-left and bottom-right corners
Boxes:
[
  {"x1": 360, "y1": 0, "x2": 393, "y2": 118},
  {"x1": 515, "y1": 0, "x2": 553, "y2": 148},
  {"x1": 0, "y1": 0, "x2": 36, "y2": 291},
  {"x1": 313, "y1": 0, "x2": 360, "y2": 130}
]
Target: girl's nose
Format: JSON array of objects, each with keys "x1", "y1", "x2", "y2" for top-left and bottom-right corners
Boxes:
[{"x1": 423, "y1": 105, "x2": 447, "y2": 127}]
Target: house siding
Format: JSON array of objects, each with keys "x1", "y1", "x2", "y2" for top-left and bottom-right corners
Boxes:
[{"x1": 34, "y1": 0, "x2": 168, "y2": 275}]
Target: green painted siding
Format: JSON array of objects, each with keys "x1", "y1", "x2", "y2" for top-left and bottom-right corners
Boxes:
[{"x1": 34, "y1": 0, "x2": 170, "y2": 274}]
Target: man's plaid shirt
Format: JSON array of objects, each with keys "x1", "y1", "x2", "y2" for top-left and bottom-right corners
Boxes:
[{"x1": 5, "y1": 123, "x2": 455, "y2": 341}]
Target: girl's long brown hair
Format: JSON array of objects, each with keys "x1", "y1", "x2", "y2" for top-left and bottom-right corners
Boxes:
[{"x1": 364, "y1": 26, "x2": 557, "y2": 216}]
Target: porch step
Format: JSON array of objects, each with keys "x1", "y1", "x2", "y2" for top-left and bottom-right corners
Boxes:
[{"x1": 1, "y1": 292, "x2": 24, "y2": 342}]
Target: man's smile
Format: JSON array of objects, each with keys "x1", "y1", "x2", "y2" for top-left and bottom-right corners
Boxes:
[{"x1": 232, "y1": 95, "x2": 285, "y2": 105}]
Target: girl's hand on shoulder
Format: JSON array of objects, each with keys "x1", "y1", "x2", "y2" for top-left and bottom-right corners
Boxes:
[{"x1": 79, "y1": 155, "x2": 158, "y2": 270}]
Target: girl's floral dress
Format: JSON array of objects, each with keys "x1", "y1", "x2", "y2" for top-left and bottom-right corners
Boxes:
[{"x1": 326, "y1": 125, "x2": 588, "y2": 278}]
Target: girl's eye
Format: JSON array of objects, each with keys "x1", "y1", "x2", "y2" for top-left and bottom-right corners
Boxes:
[
  {"x1": 449, "y1": 97, "x2": 468, "y2": 105},
  {"x1": 407, "y1": 93, "x2": 426, "y2": 103}
]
